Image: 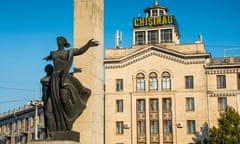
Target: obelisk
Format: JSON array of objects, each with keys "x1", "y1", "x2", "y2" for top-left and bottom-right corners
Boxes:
[{"x1": 73, "y1": 0, "x2": 104, "y2": 144}]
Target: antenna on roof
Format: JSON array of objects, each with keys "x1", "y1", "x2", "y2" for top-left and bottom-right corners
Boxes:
[
  {"x1": 154, "y1": 0, "x2": 159, "y2": 6},
  {"x1": 196, "y1": 33, "x2": 203, "y2": 43},
  {"x1": 115, "y1": 30, "x2": 122, "y2": 48},
  {"x1": 198, "y1": 33, "x2": 203, "y2": 42}
]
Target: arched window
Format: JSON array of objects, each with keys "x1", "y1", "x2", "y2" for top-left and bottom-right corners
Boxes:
[
  {"x1": 162, "y1": 72, "x2": 171, "y2": 90},
  {"x1": 136, "y1": 73, "x2": 145, "y2": 91},
  {"x1": 149, "y1": 72, "x2": 158, "y2": 91}
]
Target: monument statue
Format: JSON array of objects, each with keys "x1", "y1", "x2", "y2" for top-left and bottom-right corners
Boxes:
[{"x1": 41, "y1": 36, "x2": 98, "y2": 141}]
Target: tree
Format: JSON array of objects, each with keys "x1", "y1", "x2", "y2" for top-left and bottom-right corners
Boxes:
[{"x1": 208, "y1": 106, "x2": 240, "y2": 144}]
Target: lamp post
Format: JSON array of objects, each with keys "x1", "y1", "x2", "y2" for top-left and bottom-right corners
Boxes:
[{"x1": 29, "y1": 100, "x2": 41, "y2": 140}]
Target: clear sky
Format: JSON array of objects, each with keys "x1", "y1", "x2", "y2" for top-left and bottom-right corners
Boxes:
[{"x1": 0, "y1": 0, "x2": 240, "y2": 114}]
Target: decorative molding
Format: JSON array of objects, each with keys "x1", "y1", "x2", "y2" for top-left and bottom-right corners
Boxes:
[
  {"x1": 208, "y1": 91, "x2": 240, "y2": 97},
  {"x1": 105, "y1": 47, "x2": 207, "y2": 69},
  {"x1": 206, "y1": 68, "x2": 240, "y2": 75}
]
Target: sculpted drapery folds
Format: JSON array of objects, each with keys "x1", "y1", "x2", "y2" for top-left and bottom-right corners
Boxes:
[{"x1": 41, "y1": 36, "x2": 98, "y2": 137}]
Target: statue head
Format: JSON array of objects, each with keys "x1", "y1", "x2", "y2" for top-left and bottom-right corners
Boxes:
[
  {"x1": 57, "y1": 36, "x2": 70, "y2": 48},
  {"x1": 45, "y1": 64, "x2": 54, "y2": 76}
]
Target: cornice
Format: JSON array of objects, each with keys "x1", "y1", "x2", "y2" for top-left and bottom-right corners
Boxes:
[
  {"x1": 105, "y1": 46, "x2": 208, "y2": 69},
  {"x1": 208, "y1": 90, "x2": 240, "y2": 97},
  {"x1": 206, "y1": 68, "x2": 240, "y2": 75}
]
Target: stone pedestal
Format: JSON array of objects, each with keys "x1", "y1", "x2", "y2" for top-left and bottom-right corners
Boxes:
[
  {"x1": 30, "y1": 140, "x2": 79, "y2": 144},
  {"x1": 49, "y1": 131, "x2": 79, "y2": 142},
  {"x1": 30, "y1": 131, "x2": 80, "y2": 144}
]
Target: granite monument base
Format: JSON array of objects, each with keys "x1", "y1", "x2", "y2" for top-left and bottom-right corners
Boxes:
[
  {"x1": 50, "y1": 131, "x2": 80, "y2": 142},
  {"x1": 30, "y1": 140, "x2": 79, "y2": 144},
  {"x1": 31, "y1": 131, "x2": 80, "y2": 144}
]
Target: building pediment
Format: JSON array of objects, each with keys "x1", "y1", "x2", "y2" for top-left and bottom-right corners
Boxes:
[{"x1": 105, "y1": 46, "x2": 209, "y2": 69}]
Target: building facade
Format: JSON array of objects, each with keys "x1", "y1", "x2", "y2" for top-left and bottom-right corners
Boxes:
[
  {"x1": 104, "y1": 1, "x2": 240, "y2": 144},
  {"x1": 0, "y1": 105, "x2": 45, "y2": 144}
]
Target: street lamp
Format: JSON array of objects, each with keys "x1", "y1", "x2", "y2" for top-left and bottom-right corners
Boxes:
[{"x1": 28, "y1": 100, "x2": 42, "y2": 140}]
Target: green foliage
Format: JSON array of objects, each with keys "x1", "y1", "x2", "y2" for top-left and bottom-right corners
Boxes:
[{"x1": 208, "y1": 106, "x2": 240, "y2": 144}]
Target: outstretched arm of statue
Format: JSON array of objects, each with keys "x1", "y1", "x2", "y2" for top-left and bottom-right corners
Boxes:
[
  {"x1": 73, "y1": 39, "x2": 99, "y2": 56},
  {"x1": 43, "y1": 52, "x2": 52, "y2": 61}
]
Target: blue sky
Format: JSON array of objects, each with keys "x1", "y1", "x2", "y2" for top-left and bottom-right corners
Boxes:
[{"x1": 0, "y1": 0, "x2": 240, "y2": 113}]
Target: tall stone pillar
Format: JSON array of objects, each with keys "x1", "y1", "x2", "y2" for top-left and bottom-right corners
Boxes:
[{"x1": 73, "y1": 0, "x2": 104, "y2": 144}]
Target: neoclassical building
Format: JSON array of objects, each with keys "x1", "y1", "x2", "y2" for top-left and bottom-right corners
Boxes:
[
  {"x1": 104, "y1": 1, "x2": 240, "y2": 144},
  {"x1": 0, "y1": 104, "x2": 45, "y2": 144}
]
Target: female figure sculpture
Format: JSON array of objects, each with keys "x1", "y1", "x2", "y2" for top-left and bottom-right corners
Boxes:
[{"x1": 42, "y1": 36, "x2": 98, "y2": 135}]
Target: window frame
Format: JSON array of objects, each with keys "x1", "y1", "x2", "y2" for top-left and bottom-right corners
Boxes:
[
  {"x1": 161, "y1": 29, "x2": 173, "y2": 43},
  {"x1": 148, "y1": 30, "x2": 159, "y2": 44},
  {"x1": 187, "y1": 120, "x2": 196, "y2": 134},
  {"x1": 116, "y1": 99, "x2": 124, "y2": 112},
  {"x1": 116, "y1": 121, "x2": 124, "y2": 134},
  {"x1": 185, "y1": 76, "x2": 194, "y2": 89},
  {"x1": 137, "y1": 99, "x2": 146, "y2": 113},
  {"x1": 135, "y1": 31, "x2": 146, "y2": 45},
  {"x1": 150, "y1": 120, "x2": 159, "y2": 134},
  {"x1": 218, "y1": 97, "x2": 227, "y2": 111},
  {"x1": 163, "y1": 120, "x2": 172, "y2": 134},
  {"x1": 186, "y1": 97, "x2": 195, "y2": 111},
  {"x1": 116, "y1": 79, "x2": 123, "y2": 91},
  {"x1": 149, "y1": 72, "x2": 158, "y2": 91},
  {"x1": 136, "y1": 73, "x2": 145, "y2": 91},
  {"x1": 237, "y1": 73, "x2": 240, "y2": 89},
  {"x1": 149, "y1": 98, "x2": 159, "y2": 112},
  {"x1": 217, "y1": 75, "x2": 226, "y2": 89},
  {"x1": 137, "y1": 120, "x2": 146, "y2": 135},
  {"x1": 151, "y1": 9, "x2": 158, "y2": 16},
  {"x1": 161, "y1": 72, "x2": 171, "y2": 91},
  {"x1": 162, "y1": 98, "x2": 172, "y2": 112}
]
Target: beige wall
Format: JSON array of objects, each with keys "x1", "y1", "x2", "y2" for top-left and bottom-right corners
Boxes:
[
  {"x1": 73, "y1": 0, "x2": 104, "y2": 144},
  {"x1": 105, "y1": 50, "x2": 210, "y2": 144}
]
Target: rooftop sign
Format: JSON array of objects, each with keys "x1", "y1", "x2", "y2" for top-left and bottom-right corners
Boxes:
[{"x1": 133, "y1": 15, "x2": 175, "y2": 28}]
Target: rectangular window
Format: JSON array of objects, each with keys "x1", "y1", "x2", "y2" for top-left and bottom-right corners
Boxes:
[
  {"x1": 187, "y1": 120, "x2": 196, "y2": 134},
  {"x1": 150, "y1": 120, "x2": 159, "y2": 134},
  {"x1": 137, "y1": 99, "x2": 145, "y2": 112},
  {"x1": 218, "y1": 97, "x2": 227, "y2": 111},
  {"x1": 116, "y1": 100, "x2": 124, "y2": 112},
  {"x1": 152, "y1": 9, "x2": 158, "y2": 16},
  {"x1": 162, "y1": 78, "x2": 171, "y2": 90},
  {"x1": 217, "y1": 75, "x2": 226, "y2": 89},
  {"x1": 185, "y1": 76, "x2": 194, "y2": 89},
  {"x1": 163, "y1": 98, "x2": 171, "y2": 112},
  {"x1": 238, "y1": 73, "x2": 240, "y2": 89},
  {"x1": 186, "y1": 97, "x2": 195, "y2": 111},
  {"x1": 116, "y1": 121, "x2": 124, "y2": 134},
  {"x1": 149, "y1": 78, "x2": 158, "y2": 90},
  {"x1": 137, "y1": 79, "x2": 145, "y2": 91},
  {"x1": 137, "y1": 121, "x2": 146, "y2": 134},
  {"x1": 150, "y1": 99, "x2": 158, "y2": 112},
  {"x1": 148, "y1": 30, "x2": 159, "y2": 44},
  {"x1": 161, "y1": 29, "x2": 172, "y2": 43},
  {"x1": 163, "y1": 120, "x2": 172, "y2": 133},
  {"x1": 135, "y1": 31, "x2": 146, "y2": 45},
  {"x1": 25, "y1": 118, "x2": 29, "y2": 131},
  {"x1": 116, "y1": 79, "x2": 123, "y2": 91}
]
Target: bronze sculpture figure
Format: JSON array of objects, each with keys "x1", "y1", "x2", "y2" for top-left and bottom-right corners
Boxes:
[{"x1": 41, "y1": 36, "x2": 98, "y2": 140}]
